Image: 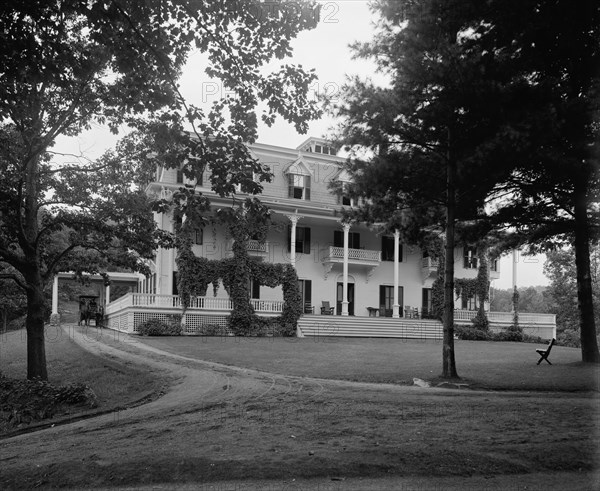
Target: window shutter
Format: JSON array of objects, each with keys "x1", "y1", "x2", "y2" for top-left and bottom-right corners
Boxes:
[
  {"x1": 379, "y1": 285, "x2": 385, "y2": 308},
  {"x1": 398, "y1": 286, "x2": 404, "y2": 310},
  {"x1": 334, "y1": 230, "x2": 343, "y2": 247},
  {"x1": 172, "y1": 272, "x2": 179, "y2": 295},
  {"x1": 252, "y1": 279, "x2": 260, "y2": 299},
  {"x1": 304, "y1": 175, "x2": 311, "y2": 200},
  {"x1": 288, "y1": 174, "x2": 294, "y2": 199},
  {"x1": 304, "y1": 227, "x2": 311, "y2": 254}
]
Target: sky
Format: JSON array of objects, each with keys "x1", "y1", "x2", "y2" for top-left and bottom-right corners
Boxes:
[{"x1": 53, "y1": 0, "x2": 550, "y2": 288}]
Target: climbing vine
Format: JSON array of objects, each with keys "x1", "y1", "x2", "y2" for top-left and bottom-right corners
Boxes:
[{"x1": 175, "y1": 198, "x2": 302, "y2": 336}]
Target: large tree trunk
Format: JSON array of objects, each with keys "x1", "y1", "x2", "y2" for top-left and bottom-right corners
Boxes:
[
  {"x1": 573, "y1": 175, "x2": 600, "y2": 363},
  {"x1": 25, "y1": 272, "x2": 48, "y2": 380},
  {"x1": 442, "y1": 141, "x2": 459, "y2": 378}
]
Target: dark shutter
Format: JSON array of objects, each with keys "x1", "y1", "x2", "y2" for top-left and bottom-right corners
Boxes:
[
  {"x1": 305, "y1": 280, "x2": 312, "y2": 304},
  {"x1": 334, "y1": 230, "x2": 343, "y2": 247},
  {"x1": 304, "y1": 227, "x2": 311, "y2": 254},
  {"x1": 304, "y1": 175, "x2": 311, "y2": 200},
  {"x1": 379, "y1": 285, "x2": 385, "y2": 309},
  {"x1": 252, "y1": 279, "x2": 260, "y2": 299},
  {"x1": 172, "y1": 272, "x2": 179, "y2": 295}
]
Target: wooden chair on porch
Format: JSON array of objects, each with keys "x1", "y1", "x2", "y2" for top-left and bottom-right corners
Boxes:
[
  {"x1": 320, "y1": 301, "x2": 334, "y2": 315},
  {"x1": 304, "y1": 302, "x2": 315, "y2": 314}
]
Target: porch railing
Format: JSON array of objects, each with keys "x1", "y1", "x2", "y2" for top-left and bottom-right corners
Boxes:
[
  {"x1": 106, "y1": 293, "x2": 283, "y2": 314},
  {"x1": 247, "y1": 240, "x2": 268, "y2": 253},
  {"x1": 422, "y1": 257, "x2": 439, "y2": 269},
  {"x1": 327, "y1": 246, "x2": 381, "y2": 262},
  {"x1": 454, "y1": 309, "x2": 556, "y2": 325}
]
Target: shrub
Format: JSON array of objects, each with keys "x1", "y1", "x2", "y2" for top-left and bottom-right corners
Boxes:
[
  {"x1": 138, "y1": 317, "x2": 182, "y2": 336},
  {"x1": 494, "y1": 330, "x2": 523, "y2": 342},
  {"x1": 197, "y1": 323, "x2": 229, "y2": 336},
  {"x1": 455, "y1": 325, "x2": 492, "y2": 341},
  {"x1": 0, "y1": 374, "x2": 97, "y2": 428}
]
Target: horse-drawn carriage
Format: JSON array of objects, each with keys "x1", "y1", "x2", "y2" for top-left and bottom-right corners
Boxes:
[{"x1": 77, "y1": 295, "x2": 104, "y2": 327}]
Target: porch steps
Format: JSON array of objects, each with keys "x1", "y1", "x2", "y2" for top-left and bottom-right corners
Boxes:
[{"x1": 297, "y1": 315, "x2": 443, "y2": 340}]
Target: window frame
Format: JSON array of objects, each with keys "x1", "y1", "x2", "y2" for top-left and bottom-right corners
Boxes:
[{"x1": 288, "y1": 174, "x2": 311, "y2": 200}]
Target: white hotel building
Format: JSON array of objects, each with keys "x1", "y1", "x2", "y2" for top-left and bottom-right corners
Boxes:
[{"x1": 101, "y1": 137, "x2": 556, "y2": 339}]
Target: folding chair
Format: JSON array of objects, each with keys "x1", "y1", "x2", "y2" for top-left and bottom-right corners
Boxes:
[{"x1": 536, "y1": 338, "x2": 556, "y2": 365}]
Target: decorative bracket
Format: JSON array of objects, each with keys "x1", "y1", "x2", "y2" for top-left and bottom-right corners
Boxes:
[{"x1": 322, "y1": 262, "x2": 334, "y2": 280}]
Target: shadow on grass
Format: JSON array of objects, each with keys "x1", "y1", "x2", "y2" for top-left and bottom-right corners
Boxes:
[{"x1": 136, "y1": 335, "x2": 600, "y2": 392}]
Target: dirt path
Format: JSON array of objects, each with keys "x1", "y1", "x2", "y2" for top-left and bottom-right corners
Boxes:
[{"x1": 1, "y1": 326, "x2": 598, "y2": 490}]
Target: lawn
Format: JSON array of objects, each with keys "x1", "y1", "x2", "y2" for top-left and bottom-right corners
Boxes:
[
  {"x1": 0, "y1": 327, "x2": 167, "y2": 434},
  {"x1": 137, "y1": 335, "x2": 600, "y2": 391}
]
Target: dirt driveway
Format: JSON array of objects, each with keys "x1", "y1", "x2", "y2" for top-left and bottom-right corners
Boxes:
[{"x1": 1, "y1": 326, "x2": 598, "y2": 490}]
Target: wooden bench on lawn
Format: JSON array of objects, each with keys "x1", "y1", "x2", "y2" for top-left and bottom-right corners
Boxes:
[{"x1": 536, "y1": 338, "x2": 556, "y2": 365}]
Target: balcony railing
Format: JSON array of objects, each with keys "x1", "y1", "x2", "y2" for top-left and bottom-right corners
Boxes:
[
  {"x1": 325, "y1": 246, "x2": 381, "y2": 264},
  {"x1": 247, "y1": 240, "x2": 268, "y2": 254},
  {"x1": 105, "y1": 293, "x2": 283, "y2": 314},
  {"x1": 454, "y1": 309, "x2": 556, "y2": 325},
  {"x1": 422, "y1": 257, "x2": 439, "y2": 269}
]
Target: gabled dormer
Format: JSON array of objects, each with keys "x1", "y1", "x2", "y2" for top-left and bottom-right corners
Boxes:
[
  {"x1": 284, "y1": 157, "x2": 313, "y2": 200},
  {"x1": 334, "y1": 169, "x2": 355, "y2": 207}
]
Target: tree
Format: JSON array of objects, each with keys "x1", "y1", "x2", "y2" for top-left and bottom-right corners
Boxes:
[
  {"x1": 0, "y1": 265, "x2": 28, "y2": 331},
  {"x1": 544, "y1": 246, "x2": 600, "y2": 347},
  {"x1": 0, "y1": 0, "x2": 320, "y2": 379},
  {"x1": 479, "y1": 0, "x2": 600, "y2": 362},
  {"x1": 332, "y1": 0, "x2": 515, "y2": 378}
]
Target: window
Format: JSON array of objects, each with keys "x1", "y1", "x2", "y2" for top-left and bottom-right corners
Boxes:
[
  {"x1": 298, "y1": 280, "x2": 312, "y2": 311},
  {"x1": 315, "y1": 144, "x2": 322, "y2": 153},
  {"x1": 288, "y1": 174, "x2": 311, "y2": 200},
  {"x1": 249, "y1": 278, "x2": 260, "y2": 300},
  {"x1": 461, "y1": 293, "x2": 478, "y2": 310},
  {"x1": 422, "y1": 288, "x2": 433, "y2": 318},
  {"x1": 463, "y1": 246, "x2": 478, "y2": 269},
  {"x1": 334, "y1": 230, "x2": 360, "y2": 249},
  {"x1": 491, "y1": 258, "x2": 498, "y2": 272},
  {"x1": 193, "y1": 228, "x2": 203, "y2": 245},
  {"x1": 339, "y1": 182, "x2": 353, "y2": 206},
  {"x1": 288, "y1": 226, "x2": 311, "y2": 254},
  {"x1": 176, "y1": 169, "x2": 184, "y2": 184},
  {"x1": 379, "y1": 285, "x2": 403, "y2": 318},
  {"x1": 381, "y1": 236, "x2": 402, "y2": 262}
]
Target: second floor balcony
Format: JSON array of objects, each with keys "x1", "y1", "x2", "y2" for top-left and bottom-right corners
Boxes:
[{"x1": 322, "y1": 246, "x2": 381, "y2": 281}]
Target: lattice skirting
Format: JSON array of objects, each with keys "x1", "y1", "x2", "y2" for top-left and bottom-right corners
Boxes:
[
  {"x1": 182, "y1": 313, "x2": 233, "y2": 336},
  {"x1": 107, "y1": 312, "x2": 130, "y2": 333}
]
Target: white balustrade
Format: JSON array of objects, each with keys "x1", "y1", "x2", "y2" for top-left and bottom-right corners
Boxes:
[
  {"x1": 454, "y1": 309, "x2": 556, "y2": 325},
  {"x1": 105, "y1": 292, "x2": 134, "y2": 314},
  {"x1": 247, "y1": 240, "x2": 268, "y2": 253},
  {"x1": 328, "y1": 246, "x2": 381, "y2": 262},
  {"x1": 251, "y1": 299, "x2": 284, "y2": 312},
  {"x1": 422, "y1": 257, "x2": 439, "y2": 269}
]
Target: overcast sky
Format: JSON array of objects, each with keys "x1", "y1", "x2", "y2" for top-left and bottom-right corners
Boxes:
[{"x1": 53, "y1": 0, "x2": 549, "y2": 288}]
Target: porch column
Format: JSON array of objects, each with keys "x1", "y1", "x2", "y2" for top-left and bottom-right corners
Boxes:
[
  {"x1": 393, "y1": 230, "x2": 400, "y2": 318},
  {"x1": 105, "y1": 283, "x2": 111, "y2": 306},
  {"x1": 342, "y1": 223, "x2": 350, "y2": 316},
  {"x1": 512, "y1": 249, "x2": 518, "y2": 312},
  {"x1": 51, "y1": 275, "x2": 59, "y2": 315},
  {"x1": 286, "y1": 214, "x2": 302, "y2": 268}
]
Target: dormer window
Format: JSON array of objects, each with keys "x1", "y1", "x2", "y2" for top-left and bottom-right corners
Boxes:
[
  {"x1": 284, "y1": 157, "x2": 313, "y2": 201},
  {"x1": 288, "y1": 174, "x2": 311, "y2": 200},
  {"x1": 336, "y1": 170, "x2": 355, "y2": 207}
]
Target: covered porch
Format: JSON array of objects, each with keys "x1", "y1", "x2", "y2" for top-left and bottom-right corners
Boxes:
[{"x1": 101, "y1": 292, "x2": 555, "y2": 339}]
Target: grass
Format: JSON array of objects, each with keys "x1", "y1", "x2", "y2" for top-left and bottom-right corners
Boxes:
[
  {"x1": 0, "y1": 326, "x2": 166, "y2": 434},
  {"x1": 137, "y1": 335, "x2": 600, "y2": 391}
]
